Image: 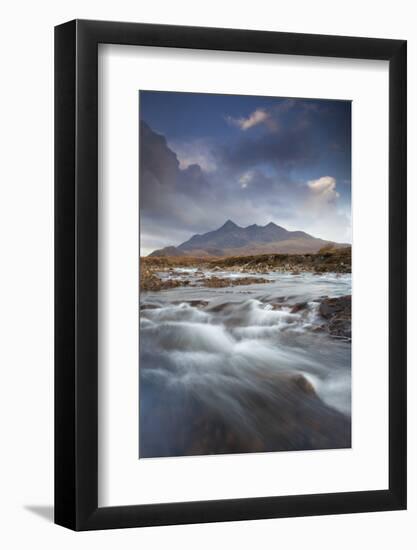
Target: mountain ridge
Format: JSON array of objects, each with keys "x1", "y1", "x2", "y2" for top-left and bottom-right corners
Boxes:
[{"x1": 149, "y1": 221, "x2": 349, "y2": 257}]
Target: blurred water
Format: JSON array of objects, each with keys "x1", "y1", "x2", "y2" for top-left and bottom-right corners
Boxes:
[{"x1": 139, "y1": 271, "x2": 351, "y2": 458}]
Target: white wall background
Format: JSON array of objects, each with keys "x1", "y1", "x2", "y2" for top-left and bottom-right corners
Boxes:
[{"x1": 0, "y1": 1, "x2": 414, "y2": 548}]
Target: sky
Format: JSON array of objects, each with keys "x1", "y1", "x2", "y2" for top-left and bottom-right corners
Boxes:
[{"x1": 139, "y1": 91, "x2": 351, "y2": 255}]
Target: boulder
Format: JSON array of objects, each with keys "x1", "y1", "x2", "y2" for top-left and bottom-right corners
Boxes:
[
  {"x1": 319, "y1": 295, "x2": 351, "y2": 339},
  {"x1": 319, "y1": 295, "x2": 351, "y2": 319}
]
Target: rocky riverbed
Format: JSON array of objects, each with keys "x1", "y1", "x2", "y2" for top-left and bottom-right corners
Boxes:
[
  {"x1": 139, "y1": 266, "x2": 352, "y2": 458},
  {"x1": 140, "y1": 247, "x2": 351, "y2": 291}
]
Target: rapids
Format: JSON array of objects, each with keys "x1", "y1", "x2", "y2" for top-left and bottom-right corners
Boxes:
[{"x1": 139, "y1": 270, "x2": 351, "y2": 458}]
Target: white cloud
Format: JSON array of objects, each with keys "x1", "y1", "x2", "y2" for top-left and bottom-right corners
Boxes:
[
  {"x1": 307, "y1": 176, "x2": 340, "y2": 204},
  {"x1": 226, "y1": 101, "x2": 302, "y2": 132},
  {"x1": 299, "y1": 176, "x2": 351, "y2": 243},
  {"x1": 227, "y1": 109, "x2": 270, "y2": 131},
  {"x1": 238, "y1": 171, "x2": 253, "y2": 188}
]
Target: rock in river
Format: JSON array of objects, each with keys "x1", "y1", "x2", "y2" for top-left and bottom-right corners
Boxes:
[{"x1": 319, "y1": 295, "x2": 351, "y2": 339}]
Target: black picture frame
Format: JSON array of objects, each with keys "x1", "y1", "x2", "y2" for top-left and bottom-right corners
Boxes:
[{"x1": 55, "y1": 19, "x2": 407, "y2": 531}]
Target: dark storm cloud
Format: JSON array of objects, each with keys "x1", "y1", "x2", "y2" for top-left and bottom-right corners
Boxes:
[
  {"x1": 140, "y1": 122, "x2": 221, "y2": 247},
  {"x1": 221, "y1": 129, "x2": 314, "y2": 171},
  {"x1": 140, "y1": 121, "x2": 214, "y2": 223},
  {"x1": 221, "y1": 100, "x2": 351, "y2": 175},
  {"x1": 140, "y1": 121, "x2": 210, "y2": 209},
  {"x1": 140, "y1": 121, "x2": 294, "y2": 242}
]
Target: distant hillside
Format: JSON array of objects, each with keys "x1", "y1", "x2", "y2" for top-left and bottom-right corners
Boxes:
[{"x1": 149, "y1": 220, "x2": 349, "y2": 257}]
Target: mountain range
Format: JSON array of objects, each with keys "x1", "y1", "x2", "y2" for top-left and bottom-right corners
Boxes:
[{"x1": 148, "y1": 220, "x2": 349, "y2": 257}]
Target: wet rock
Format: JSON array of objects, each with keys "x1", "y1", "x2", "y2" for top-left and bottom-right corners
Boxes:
[
  {"x1": 291, "y1": 373, "x2": 316, "y2": 396},
  {"x1": 140, "y1": 267, "x2": 191, "y2": 291},
  {"x1": 198, "y1": 276, "x2": 271, "y2": 288},
  {"x1": 319, "y1": 295, "x2": 351, "y2": 339},
  {"x1": 319, "y1": 295, "x2": 351, "y2": 319},
  {"x1": 290, "y1": 302, "x2": 308, "y2": 313},
  {"x1": 328, "y1": 318, "x2": 351, "y2": 339},
  {"x1": 179, "y1": 300, "x2": 209, "y2": 308},
  {"x1": 140, "y1": 303, "x2": 161, "y2": 310}
]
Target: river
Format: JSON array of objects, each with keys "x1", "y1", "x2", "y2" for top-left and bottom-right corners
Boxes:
[{"x1": 139, "y1": 270, "x2": 351, "y2": 458}]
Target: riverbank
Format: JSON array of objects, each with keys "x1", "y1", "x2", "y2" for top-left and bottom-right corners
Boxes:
[{"x1": 140, "y1": 246, "x2": 351, "y2": 291}]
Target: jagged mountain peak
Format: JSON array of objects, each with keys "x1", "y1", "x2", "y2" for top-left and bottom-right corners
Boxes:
[
  {"x1": 149, "y1": 220, "x2": 347, "y2": 257},
  {"x1": 221, "y1": 219, "x2": 239, "y2": 230}
]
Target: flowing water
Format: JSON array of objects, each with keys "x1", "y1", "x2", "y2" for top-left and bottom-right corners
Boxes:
[{"x1": 139, "y1": 270, "x2": 351, "y2": 458}]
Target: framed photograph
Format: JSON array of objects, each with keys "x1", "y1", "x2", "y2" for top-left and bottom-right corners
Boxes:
[{"x1": 55, "y1": 19, "x2": 406, "y2": 530}]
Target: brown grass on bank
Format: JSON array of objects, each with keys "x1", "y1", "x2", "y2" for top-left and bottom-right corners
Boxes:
[
  {"x1": 139, "y1": 247, "x2": 351, "y2": 291},
  {"x1": 141, "y1": 247, "x2": 351, "y2": 271}
]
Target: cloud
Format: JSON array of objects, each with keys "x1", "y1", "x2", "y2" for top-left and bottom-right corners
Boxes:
[
  {"x1": 170, "y1": 139, "x2": 217, "y2": 173},
  {"x1": 222, "y1": 100, "x2": 351, "y2": 176},
  {"x1": 221, "y1": 127, "x2": 313, "y2": 172},
  {"x1": 140, "y1": 121, "x2": 213, "y2": 235},
  {"x1": 226, "y1": 109, "x2": 270, "y2": 130},
  {"x1": 307, "y1": 176, "x2": 340, "y2": 204},
  {"x1": 300, "y1": 176, "x2": 351, "y2": 243},
  {"x1": 238, "y1": 171, "x2": 253, "y2": 188},
  {"x1": 139, "y1": 120, "x2": 351, "y2": 253},
  {"x1": 225, "y1": 100, "x2": 322, "y2": 134},
  {"x1": 139, "y1": 121, "x2": 287, "y2": 251}
]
